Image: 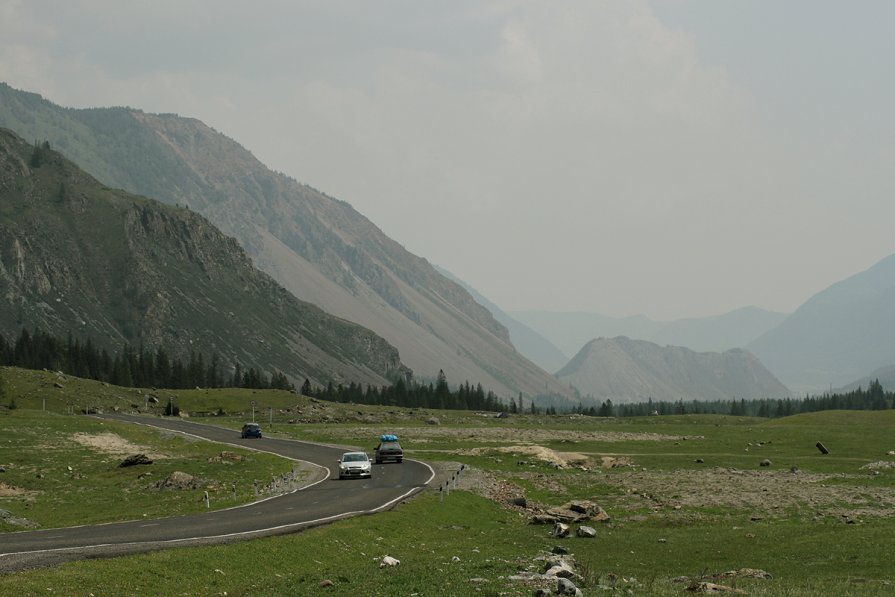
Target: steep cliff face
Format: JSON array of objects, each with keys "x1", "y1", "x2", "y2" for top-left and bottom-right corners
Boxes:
[
  {"x1": 0, "y1": 128, "x2": 402, "y2": 386},
  {"x1": 0, "y1": 83, "x2": 576, "y2": 403}
]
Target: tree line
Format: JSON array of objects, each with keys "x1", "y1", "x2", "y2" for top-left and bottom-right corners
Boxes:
[
  {"x1": 0, "y1": 328, "x2": 514, "y2": 412},
  {"x1": 585, "y1": 380, "x2": 893, "y2": 419},
  {"x1": 2, "y1": 326, "x2": 893, "y2": 418},
  {"x1": 0, "y1": 328, "x2": 293, "y2": 391},
  {"x1": 303, "y1": 369, "x2": 511, "y2": 412}
]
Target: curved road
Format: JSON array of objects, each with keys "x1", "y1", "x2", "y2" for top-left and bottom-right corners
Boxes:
[{"x1": 0, "y1": 414, "x2": 434, "y2": 572}]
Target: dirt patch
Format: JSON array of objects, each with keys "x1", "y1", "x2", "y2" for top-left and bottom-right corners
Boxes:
[
  {"x1": 459, "y1": 445, "x2": 591, "y2": 469},
  {"x1": 0, "y1": 481, "x2": 35, "y2": 497},
  {"x1": 70, "y1": 432, "x2": 167, "y2": 459}
]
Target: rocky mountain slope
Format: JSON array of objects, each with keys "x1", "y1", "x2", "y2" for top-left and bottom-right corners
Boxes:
[
  {"x1": 748, "y1": 252, "x2": 895, "y2": 394},
  {"x1": 0, "y1": 83, "x2": 574, "y2": 403},
  {"x1": 0, "y1": 128, "x2": 402, "y2": 387},
  {"x1": 555, "y1": 336, "x2": 791, "y2": 403}
]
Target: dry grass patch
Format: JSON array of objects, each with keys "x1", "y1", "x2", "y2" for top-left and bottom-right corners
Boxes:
[{"x1": 69, "y1": 432, "x2": 168, "y2": 459}]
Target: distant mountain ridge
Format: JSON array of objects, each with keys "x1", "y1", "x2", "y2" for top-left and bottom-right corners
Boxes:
[
  {"x1": 556, "y1": 336, "x2": 790, "y2": 403},
  {"x1": 747, "y1": 252, "x2": 895, "y2": 394},
  {"x1": 0, "y1": 82, "x2": 575, "y2": 403},
  {"x1": 512, "y1": 307, "x2": 788, "y2": 358},
  {"x1": 0, "y1": 128, "x2": 401, "y2": 386}
]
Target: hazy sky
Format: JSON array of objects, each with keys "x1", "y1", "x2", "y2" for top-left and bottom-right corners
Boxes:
[{"x1": 2, "y1": 1, "x2": 893, "y2": 320}]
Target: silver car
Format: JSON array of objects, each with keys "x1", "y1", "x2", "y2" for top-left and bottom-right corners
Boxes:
[{"x1": 337, "y1": 451, "x2": 372, "y2": 480}]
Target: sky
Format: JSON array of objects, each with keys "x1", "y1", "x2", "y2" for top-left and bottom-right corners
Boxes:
[{"x1": 2, "y1": 0, "x2": 893, "y2": 320}]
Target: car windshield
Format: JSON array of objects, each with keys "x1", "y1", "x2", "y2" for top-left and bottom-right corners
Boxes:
[
  {"x1": 244, "y1": 424, "x2": 259, "y2": 430},
  {"x1": 343, "y1": 453, "x2": 368, "y2": 462}
]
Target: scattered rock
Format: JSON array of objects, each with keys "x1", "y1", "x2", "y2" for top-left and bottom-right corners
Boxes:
[
  {"x1": 759, "y1": 459, "x2": 772, "y2": 467},
  {"x1": 0, "y1": 508, "x2": 40, "y2": 528},
  {"x1": 576, "y1": 526, "x2": 597, "y2": 538},
  {"x1": 557, "y1": 577, "x2": 583, "y2": 596},
  {"x1": 426, "y1": 417, "x2": 440, "y2": 425},
  {"x1": 695, "y1": 458, "x2": 705, "y2": 463},
  {"x1": 533, "y1": 589, "x2": 551, "y2": 597},
  {"x1": 719, "y1": 568, "x2": 772, "y2": 580},
  {"x1": 54, "y1": 381, "x2": 64, "y2": 389},
  {"x1": 320, "y1": 579, "x2": 334, "y2": 587},
  {"x1": 513, "y1": 496, "x2": 528, "y2": 508},
  {"x1": 120, "y1": 453, "x2": 153, "y2": 467},
  {"x1": 544, "y1": 559, "x2": 577, "y2": 579},
  {"x1": 155, "y1": 471, "x2": 198, "y2": 490},
  {"x1": 686, "y1": 581, "x2": 746, "y2": 593},
  {"x1": 542, "y1": 499, "x2": 610, "y2": 524},
  {"x1": 380, "y1": 555, "x2": 400, "y2": 567},
  {"x1": 861, "y1": 461, "x2": 895, "y2": 471},
  {"x1": 553, "y1": 522, "x2": 570, "y2": 537}
]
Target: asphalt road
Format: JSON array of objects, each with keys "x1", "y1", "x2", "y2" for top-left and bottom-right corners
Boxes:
[{"x1": 0, "y1": 414, "x2": 434, "y2": 572}]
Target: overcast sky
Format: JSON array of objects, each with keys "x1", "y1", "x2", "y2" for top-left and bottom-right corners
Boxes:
[{"x1": 2, "y1": 1, "x2": 893, "y2": 320}]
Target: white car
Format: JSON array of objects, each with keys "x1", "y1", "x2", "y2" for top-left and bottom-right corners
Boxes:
[{"x1": 338, "y1": 452, "x2": 372, "y2": 480}]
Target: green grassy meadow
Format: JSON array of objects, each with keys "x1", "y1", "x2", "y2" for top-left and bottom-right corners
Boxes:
[{"x1": 2, "y1": 367, "x2": 894, "y2": 595}]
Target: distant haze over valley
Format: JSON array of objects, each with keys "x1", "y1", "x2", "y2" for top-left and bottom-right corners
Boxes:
[
  {"x1": 3, "y1": 80, "x2": 895, "y2": 406},
  {"x1": 0, "y1": 83, "x2": 574, "y2": 405}
]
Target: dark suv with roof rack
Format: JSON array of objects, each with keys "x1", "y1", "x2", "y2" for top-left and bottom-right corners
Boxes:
[{"x1": 374, "y1": 434, "x2": 403, "y2": 463}]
